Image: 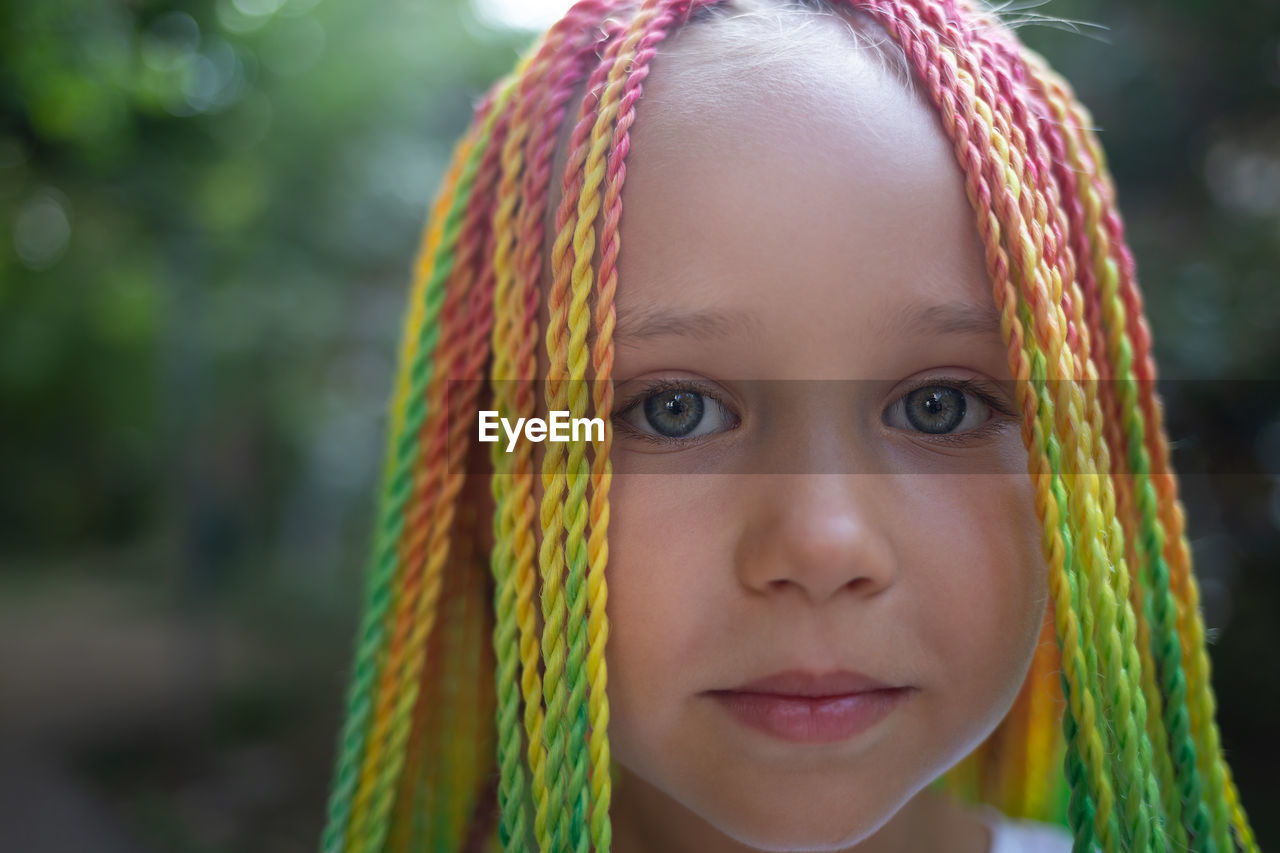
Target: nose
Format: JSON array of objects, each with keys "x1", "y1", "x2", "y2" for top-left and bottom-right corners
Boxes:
[{"x1": 734, "y1": 474, "x2": 899, "y2": 603}]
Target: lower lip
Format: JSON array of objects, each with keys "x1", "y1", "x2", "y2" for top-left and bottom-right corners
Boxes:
[{"x1": 709, "y1": 688, "x2": 913, "y2": 744}]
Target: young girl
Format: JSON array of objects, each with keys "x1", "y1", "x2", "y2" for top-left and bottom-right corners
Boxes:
[{"x1": 317, "y1": 0, "x2": 1259, "y2": 850}]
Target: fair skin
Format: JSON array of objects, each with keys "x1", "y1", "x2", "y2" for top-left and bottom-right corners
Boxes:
[{"x1": 482, "y1": 9, "x2": 1052, "y2": 852}]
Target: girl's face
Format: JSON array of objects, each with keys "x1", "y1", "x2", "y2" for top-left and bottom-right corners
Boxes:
[{"x1": 580, "y1": 16, "x2": 1050, "y2": 853}]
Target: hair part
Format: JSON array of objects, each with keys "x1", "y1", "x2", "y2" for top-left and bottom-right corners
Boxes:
[{"x1": 676, "y1": 0, "x2": 918, "y2": 93}]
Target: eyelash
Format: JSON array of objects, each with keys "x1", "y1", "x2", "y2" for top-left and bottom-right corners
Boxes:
[
  {"x1": 892, "y1": 376, "x2": 1018, "y2": 445},
  {"x1": 610, "y1": 377, "x2": 1017, "y2": 445},
  {"x1": 611, "y1": 378, "x2": 737, "y2": 446}
]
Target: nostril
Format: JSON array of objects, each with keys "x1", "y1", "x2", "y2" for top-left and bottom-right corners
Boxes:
[{"x1": 766, "y1": 574, "x2": 883, "y2": 603}]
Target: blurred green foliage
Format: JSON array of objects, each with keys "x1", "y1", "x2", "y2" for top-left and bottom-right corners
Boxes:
[
  {"x1": 0, "y1": 0, "x2": 1277, "y2": 850},
  {"x1": 0, "y1": 0, "x2": 526, "y2": 558}
]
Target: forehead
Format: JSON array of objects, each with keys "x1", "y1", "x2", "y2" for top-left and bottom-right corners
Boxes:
[{"x1": 612, "y1": 12, "x2": 997, "y2": 375}]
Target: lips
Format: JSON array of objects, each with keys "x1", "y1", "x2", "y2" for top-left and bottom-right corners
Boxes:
[
  {"x1": 723, "y1": 669, "x2": 896, "y2": 698},
  {"x1": 706, "y1": 669, "x2": 913, "y2": 744}
]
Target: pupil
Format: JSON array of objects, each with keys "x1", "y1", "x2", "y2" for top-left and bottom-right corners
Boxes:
[
  {"x1": 905, "y1": 386, "x2": 965, "y2": 434},
  {"x1": 644, "y1": 390, "x2": 705, "y2": 437}
]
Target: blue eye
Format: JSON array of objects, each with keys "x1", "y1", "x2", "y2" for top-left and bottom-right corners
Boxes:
[
  {"x1": 642, "y1": 389, "x2": 705, "y2": 437},
  {"x1": 616, "y1": 383, "x2": 737, "y2": 441},
  {"x1": 884, "y1": 381, "x2": 997, "y2": 436}
]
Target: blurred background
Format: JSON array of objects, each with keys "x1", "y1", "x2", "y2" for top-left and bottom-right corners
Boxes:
[{"x1": 1, "y1": 0, "x2": 1276, "y2": 850}]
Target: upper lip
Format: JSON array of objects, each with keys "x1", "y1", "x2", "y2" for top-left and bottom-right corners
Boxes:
[{"x1": 715, "y1": 669, "x2": 898, "y2": 698}]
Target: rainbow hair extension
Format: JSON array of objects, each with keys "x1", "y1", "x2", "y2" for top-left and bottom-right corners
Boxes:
[{"x1": 318, "y1": 0, "x2": 1259, "y2": 850}]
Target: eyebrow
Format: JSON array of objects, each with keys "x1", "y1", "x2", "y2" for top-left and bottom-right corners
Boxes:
[
  {"x1": 613, "y1": 305, "x2": 763, "y2": 346},
  {"x1": 884, "y1": 300, "x2": 1004, "y2": 339},
  {"x1": 609, "y1": 299, "x2": 1002, "y2": 346}
]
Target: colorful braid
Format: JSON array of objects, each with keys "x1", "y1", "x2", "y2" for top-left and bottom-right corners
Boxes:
[
  {"x1": 537, "y1": 25, "x2": 624, "y2": 853},
  {"x1": 1017, "y1": 47, "x2": 1207, "y2": 850},
  {"x1": 967, "y1": 16, "x2": 1166, "y2": 848},
  {"x1": 318, "y1": 1, "x2": 1259, "y2": 850},
  {"x1": 542, "y1": 6, "x2": 700, "y2": 850},
  {"x1": 1011, "y1": 45, "x2": 1187, "y2": 848},
  {"x1": 351, "y1": 73, "x2": 515, "y2": 853},
  {"x1": 1014, "y1": 46, "x2": 1230, "y2": 850},
  {"x1": 319, "y1": 101, "x2": 488, "y2": 853},
  {"x1": 1041, "y1": 60, "x2": 1248, "y2": 849},
  {"x1": 487, "y1": 10, "x2": 623, "y2": 850},
  {"x1": 511, "y1": 13, "x2": 630, "y2": 853},
  {"x1": 864, "y1": 5, "x2": 1114, "y2": 844}
]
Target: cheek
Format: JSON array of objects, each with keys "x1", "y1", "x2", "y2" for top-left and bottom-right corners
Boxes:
[
  {"x1": 906, "y1": 472, "x2": 1046, "y2": 732},
  {"x1": 601, "y1": 473, "x2": 734, "y2": 759}
]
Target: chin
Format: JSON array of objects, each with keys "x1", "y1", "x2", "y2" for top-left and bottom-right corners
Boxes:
[
  {"x1": 710, "y1": 818, "x2": 878, "y2": 853},
  {"x1": 692, "y1": 784, "x2": 905, "y2": 853}
]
